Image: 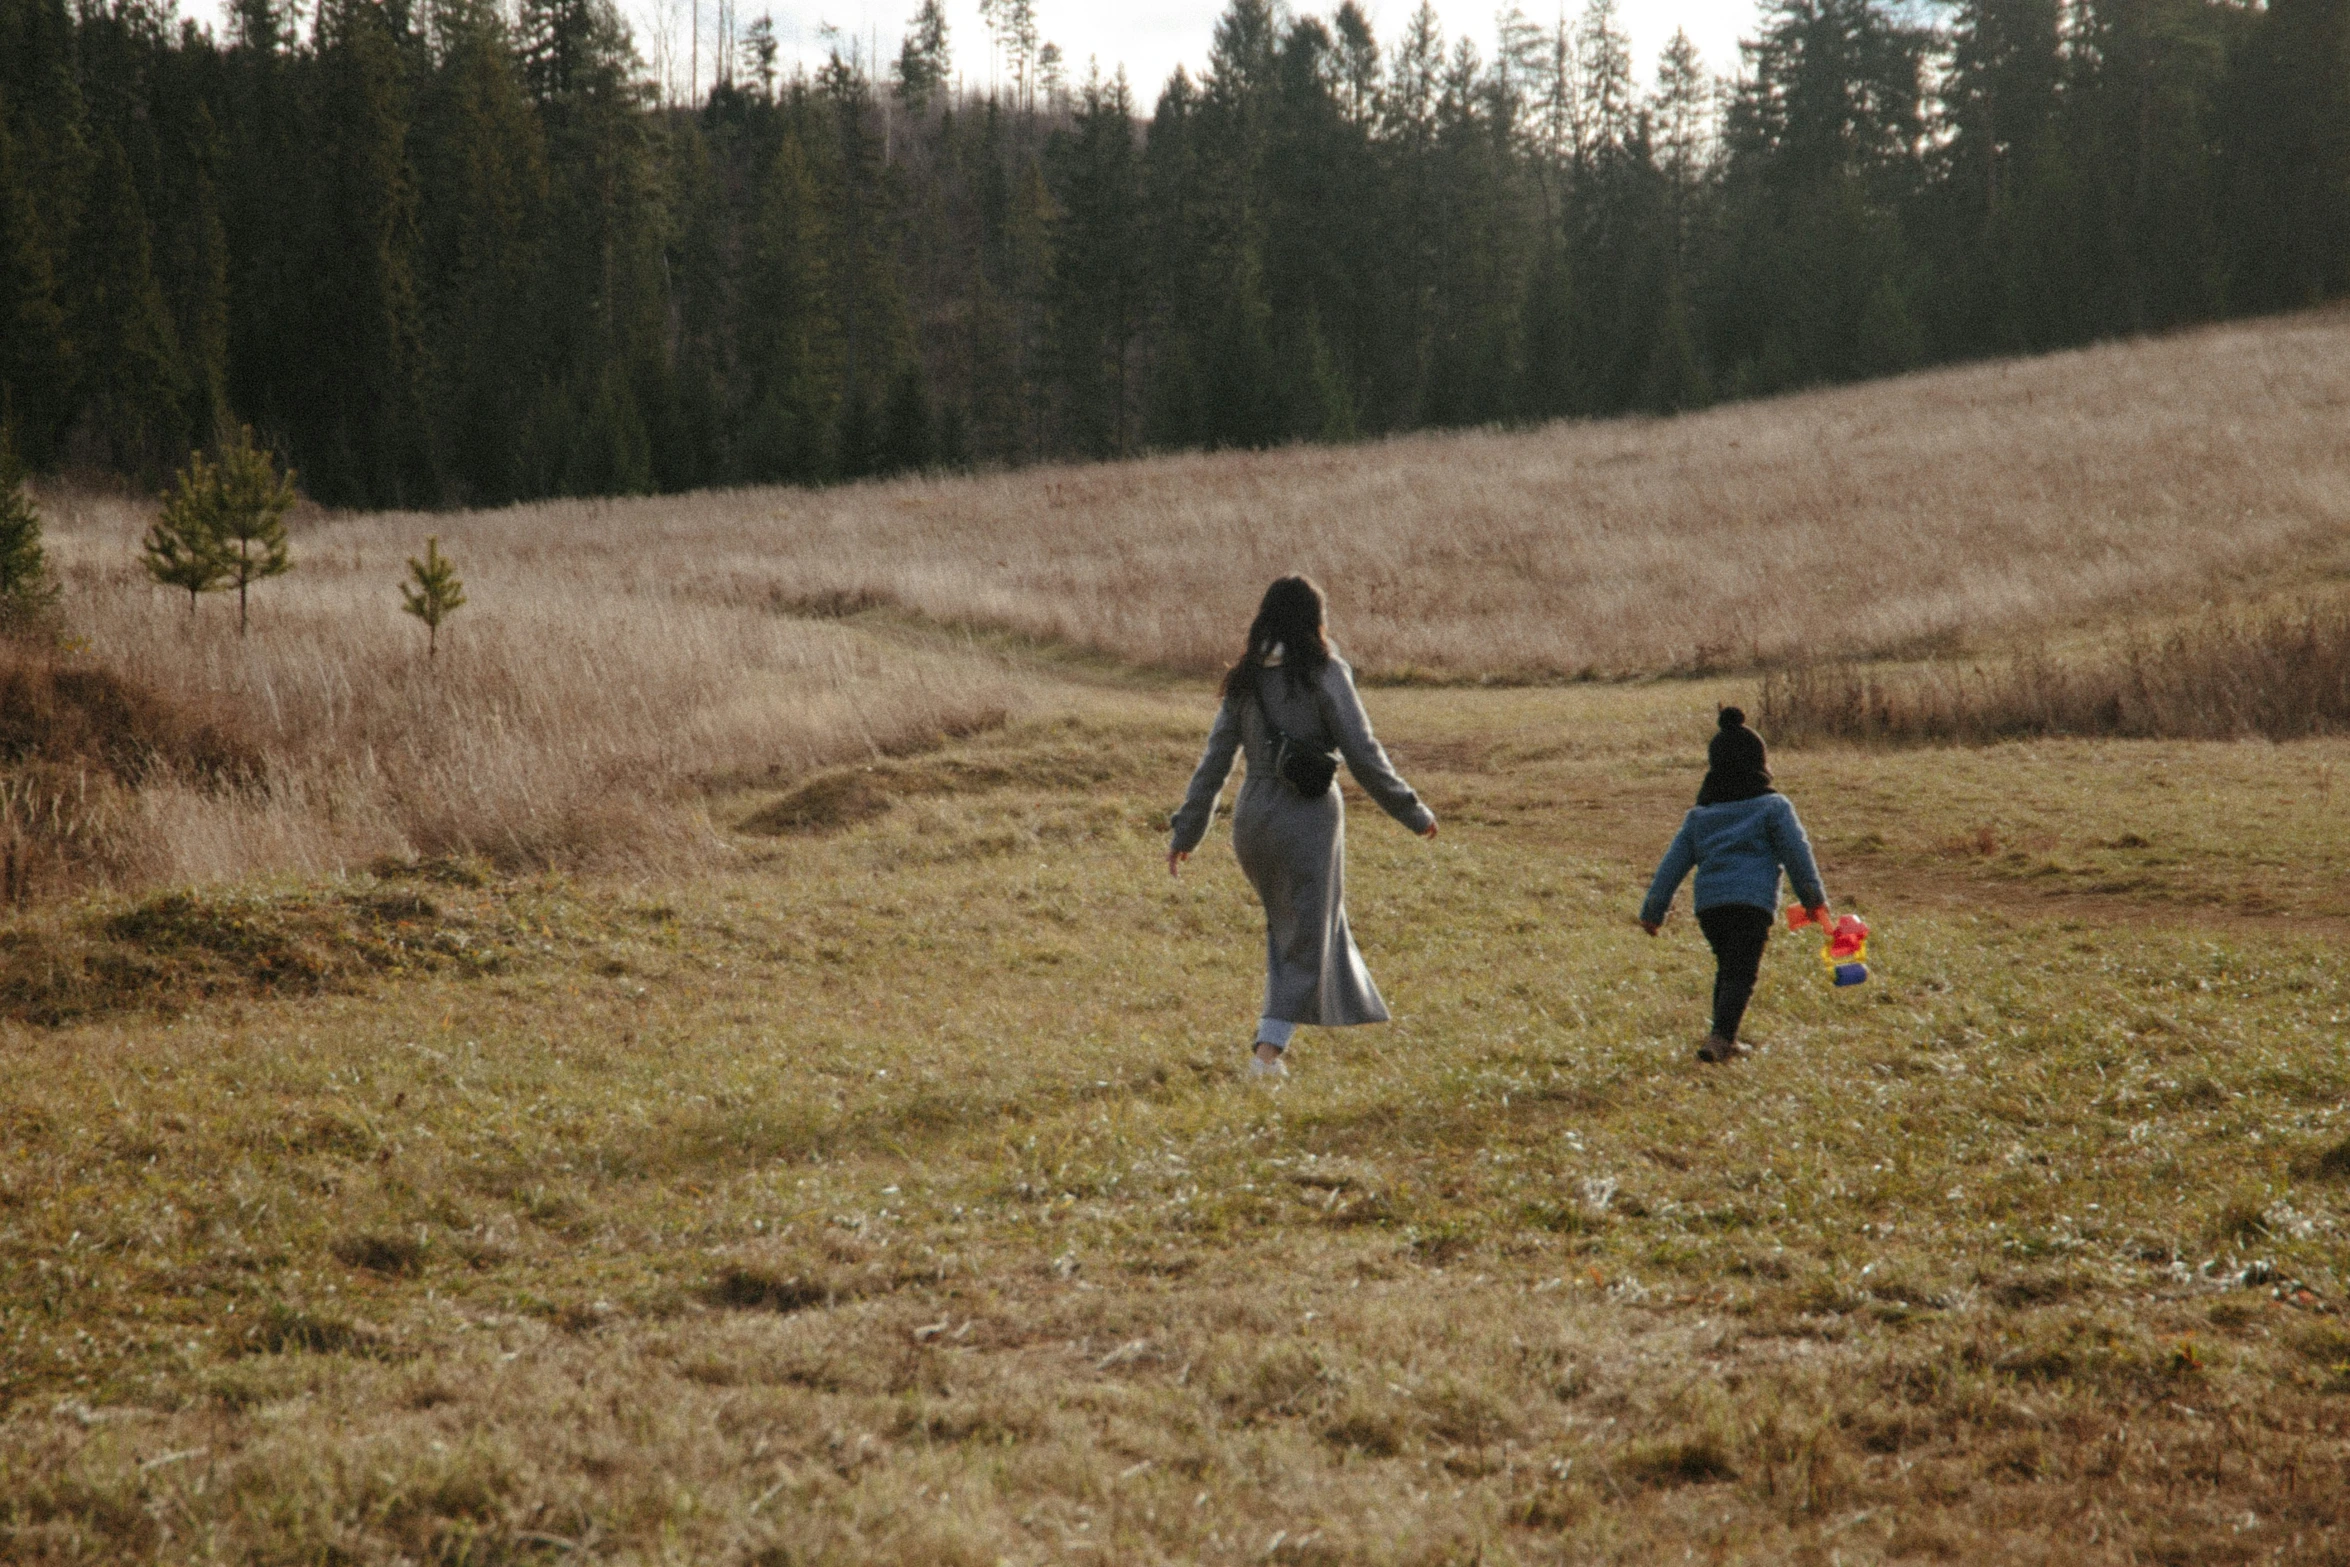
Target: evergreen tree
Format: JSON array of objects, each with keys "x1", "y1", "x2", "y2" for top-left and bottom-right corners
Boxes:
[
  {"x1": 1639, "y1": 275, "x2": 1710, "y2": 411},
  {"x1": 0, "y1": 424, "x2": 55, "y2": 624},
  {"x1": 1201, "y1": 246, "x2": 1281, "y2": 447},
  {"x1": 0, "y1": 90, "x2": 72, "y2": 466},
  {"x1": 399, "y1": 534, "x2": 466, "y2": 656},
  {"x1": 1186, "y1": 0, "x2": 1289, "y2": 446},
  {"x1": 0, "y1": 0, "x2": 2342, "y2": 504},
  {"x1": 1942, "y1": 0, "x2": 2059, "y2": 224},
  {"x1": 68, "y1": 131, "x2": 188, "y2": 477},
  {"x1": 520, "y1": 0, "x2": 667, "y2": 496},
  {"x1": 1573, "y1": 0, "x2": 1638, "y2": 165},
  {"x1": 305, "y1": 0, "x2": 432, "y2": 504},
  {"x1": 1048, "y1": 70, "x2": 1145, "y2": 457},
  {"x1": 147, "y1": 428, "x2": 296, "y2": 631},
  {"x1": 205, "y1": 425, "x2": 298, "y2": 635},
  {"x1": 1264, "y1": 16, "x2": 1386, "y2": 438},
  {"x1": 1379, "y1": 5, "x2": 1448, "y2": 425},
  {"x1": 1717, "y1": 0, "x2": 1932, "y2": 387},
  {"x1": 413, "y1": 0, "x2": 550, "y2": 504},
  {"x1": 1141, "y1": 68, "x2": 1210, "y2": 448},
  {"x1": 1934, "y1": 0, "x2": 2061, "y2": 352},
  {"x1": 742, "y1": 130, "x2": 834, "y2": 480},
  {"x1": 218, "y1": 0, "x2": 309, "y2": 469},
  {"x1": 1333, "y1": 3, "x2": 1382, "y2": 125},
  {"x1": 162, "y1": 103, "x2": 235, "y2": 449},
  {"x1": 740, "y1": 16, "x2": 778, "y2": 99},
  {"x1": 0, "y1": 0, "x2": 92, "y2": 390},
  {"x1": 144, "y1": 453, "x2": 230, "y2": 611},
  {"x1": 821, "y1": 53, "x2": 910, "y2": 474},
  {"x1": 1652, "y1": 30, "x2": 1715, "y2": 274},
  {"x1": 880, "y1": 363, "x2": 934, "y2": 473},
  {"x1": 1518, "y1": 235, "x2": 1575, "y2": 418},
  {"x1": 2220, "y1": 0, "x2": 2350, "y2": 311},
  {"x1": 894, "y1": 1, "x2": 951, "y2": 112},
  {"x1": 2061, "y1": 0, "x2": 2234, "y2": 334}
]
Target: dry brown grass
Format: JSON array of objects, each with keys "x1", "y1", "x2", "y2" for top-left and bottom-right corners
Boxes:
[
  {"x1": 401, "y1": 305, "x2": 2350, "y2": 681},
  {"x1": 1761, "y1": 600, "x2": 2350, "y2": 745},
  {"x1": 24, "y1": 306, "x2": 2350, "y2": 898},
  {"x1": 17, "y1": 318, "x2": 2350, "y2": 1559},
  {"x1": 0, "y1": 645, "x2": 267, "y2": 901},
  {"x1": 5, "y1": 685, "x2": 2350, "y2": 1562},
  {"x1": 30, "y1": 491, "x2": 1026, "y2": 891}
]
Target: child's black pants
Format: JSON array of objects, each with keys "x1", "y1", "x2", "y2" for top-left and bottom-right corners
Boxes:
[{"x1": 1696, "y1": 903, "x2": 1773, "y2": 1041}]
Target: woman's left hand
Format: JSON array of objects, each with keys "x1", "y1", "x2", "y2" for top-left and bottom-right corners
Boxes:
[
  {"x1": 1419, "y1": 820, "x2": 1439, "y2": 839},
  {"x1": 1168, "y1": 849, "x2": 1190, "y2": 878}
]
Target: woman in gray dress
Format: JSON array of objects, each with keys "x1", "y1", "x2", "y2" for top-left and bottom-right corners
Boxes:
[{"x1": 1168, "y1": 576, "x2": 1438, "y2": 1079}]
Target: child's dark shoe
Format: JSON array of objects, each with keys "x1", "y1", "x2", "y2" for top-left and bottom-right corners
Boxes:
[{"x1": 1696, "y1": 1034, "x2": 1752, "y2": 1063}]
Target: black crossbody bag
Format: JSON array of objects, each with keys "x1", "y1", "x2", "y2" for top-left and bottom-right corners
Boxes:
[{"x1": 1253, "y1": 674, "x2": 1339, "y2": 798}]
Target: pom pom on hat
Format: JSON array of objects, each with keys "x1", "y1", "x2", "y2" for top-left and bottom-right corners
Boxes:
[{"x1": 1718, "y1": 707, "x2": 1746, "y2": 730}]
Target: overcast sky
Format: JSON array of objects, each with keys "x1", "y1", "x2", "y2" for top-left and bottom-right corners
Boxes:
[
  {"x1": 658, "y1": 1, "x2": 1764, "y2": 106},
  {"x1": 178, "y1": 0, "x2": 1767, "y2": 108}
]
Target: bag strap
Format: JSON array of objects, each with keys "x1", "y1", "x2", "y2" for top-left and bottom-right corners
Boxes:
[
  {"x1": 1253, "y1": 662, "x2": 1335, "y2": 755},
  {"x1": 1250, "y1": 665, "x2": 1299, "y2": 755}
]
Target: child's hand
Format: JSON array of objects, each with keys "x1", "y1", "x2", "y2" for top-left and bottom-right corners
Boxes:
[
  {"x1": 1640, "y1": 918, "x2": 1661, "y2": 937},
  {"x1": 1806, "y1": 903, "x2": 1831, "y2": 926}
]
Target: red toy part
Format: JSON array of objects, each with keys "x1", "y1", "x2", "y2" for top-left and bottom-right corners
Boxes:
[{"x1": 1827, "y1": 914, "x2": 1870, "y2": 960}]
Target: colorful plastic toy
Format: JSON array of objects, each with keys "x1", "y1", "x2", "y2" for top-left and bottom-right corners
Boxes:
[{"x1": 1787, "y1": 905, "x2": 1870, "y2": 986}]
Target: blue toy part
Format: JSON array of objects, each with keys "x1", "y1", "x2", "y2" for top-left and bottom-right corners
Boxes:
[{"x1": 1832, "y1": 962, "x2": 1869, "y2": 987}]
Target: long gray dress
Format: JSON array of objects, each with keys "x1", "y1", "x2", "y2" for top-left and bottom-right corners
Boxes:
[{"x1": 1169, "y1": 653, "x2": 1434, "y2": 1026}]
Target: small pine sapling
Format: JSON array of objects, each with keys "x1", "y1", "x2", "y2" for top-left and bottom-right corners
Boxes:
[
  {"x1": 209, "y1": 426, "x2": 297, "y2": 635},
  {"x1": 0, "y1": 425, "x2": 58, "y2": 630},
  {"x1": 145, "y1": 449, "x2": 230, "y2": 611},
  {"x1": 400, "y1": 535, "x2": 466, "y2": 657}
]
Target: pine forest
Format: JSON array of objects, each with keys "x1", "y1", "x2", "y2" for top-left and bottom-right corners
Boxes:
[{"x1": 2, "y1": 0, "x2": 2347, "y2": 508}]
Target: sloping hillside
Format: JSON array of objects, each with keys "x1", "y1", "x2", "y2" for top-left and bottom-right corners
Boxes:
[
  {"x1": 26, "y1": 308, "x2": 2350, "y2": 896},
  {"x1": 269, "y1": 305, "x2": 2350, "y2": 681}
]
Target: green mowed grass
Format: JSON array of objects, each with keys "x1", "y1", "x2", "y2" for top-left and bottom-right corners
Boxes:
[{"x1": 4, "y1": 685, "x2": 2348, "y2": 1563}]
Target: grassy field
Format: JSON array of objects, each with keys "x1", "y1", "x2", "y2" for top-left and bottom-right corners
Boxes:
[
  {"x1": 5, "y1": 668, "x2": 2350, "y2": 1563},
  {"x1": 20, "y1": 304, "x2": 2350, "y2": 903},
  {"x1": 10, "y1": 310, "x2": 2350, "y2": 1560},
  {"x1": 299, "y1": 303, "x2": 2350, "y2": 682}
]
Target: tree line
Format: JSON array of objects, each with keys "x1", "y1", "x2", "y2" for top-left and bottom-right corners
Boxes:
[{"x1": 1, "y1": 0, "x2": 2345, "y2": 509}]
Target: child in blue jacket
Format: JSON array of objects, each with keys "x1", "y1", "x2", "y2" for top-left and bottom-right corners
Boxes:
[{"x1": 1639, "y1": 708, "x2": 1830, "y2": 1063}]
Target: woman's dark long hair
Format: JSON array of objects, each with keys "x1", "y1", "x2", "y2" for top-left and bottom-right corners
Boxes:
[{"x1": 1221, "y1": 575, "x2": 1331, "y2": 699}]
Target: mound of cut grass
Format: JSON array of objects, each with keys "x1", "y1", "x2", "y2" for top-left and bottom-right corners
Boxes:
[
  {"x1": 0, "y1": 870, "x2": 583, "y2": 1024},
  {"x1": 737, "y1": 716, "x2": 1201, "y2": 835}
]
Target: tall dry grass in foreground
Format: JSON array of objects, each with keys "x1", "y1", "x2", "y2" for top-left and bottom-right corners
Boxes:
[
  {"x1": 436, "y1": 307, "x2": 2350, "y2": 679},
  {"x1": 1761, "y1": 601, "x2": 2350, "y2": 745},
  {"x1": 21, "y1": 492, "x2": 1024, "y2": 891}
]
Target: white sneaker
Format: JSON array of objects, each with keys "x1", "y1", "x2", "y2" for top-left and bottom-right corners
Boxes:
[{"x1": 1248, "y1": 1051, "x2": 1289, "y2": 1080}]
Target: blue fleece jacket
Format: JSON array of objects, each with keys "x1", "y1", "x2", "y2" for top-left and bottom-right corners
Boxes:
[{"x1": 1640, "y1": 793, "x2": 1827, "y2": 925}]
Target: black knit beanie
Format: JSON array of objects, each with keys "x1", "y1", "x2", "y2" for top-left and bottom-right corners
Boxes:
[{"x1": 1696, "y1": 707, "x2": 1775, "y2": 806}]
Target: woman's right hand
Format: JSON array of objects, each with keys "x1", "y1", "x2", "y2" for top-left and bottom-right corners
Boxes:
[
  {"x1": 1419, "y1": 820, "x2": 1438, "y2": 839},
  {"x1": 1168, "y1": 849, "x2": 1190, "y2": 878}
]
